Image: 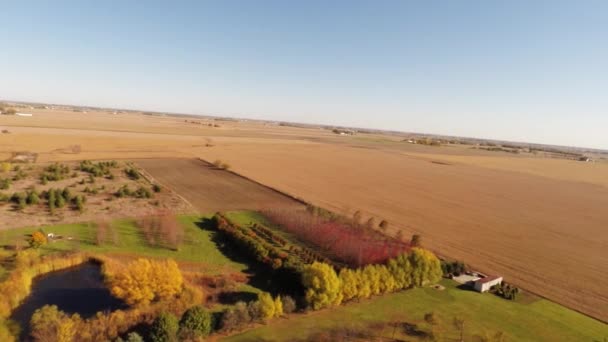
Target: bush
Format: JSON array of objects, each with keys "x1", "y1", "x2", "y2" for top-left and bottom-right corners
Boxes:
[
  {"x1": 150, "y1": 312, "x2": 179, "y2": 342},
  {"x1": 281, "y1": 295, "x2": 297, "y2": 314},
  {"x1": 124, "y1": 168, "x2": 141, "y2": 180},
  {"x1": 179, "y1": 306, "x2": 213, "y2": 339},
  {"x1": 0, "y1": 178, "x2": 10, "y2": 190},
  {"x1": 152, "y1": 184, "x2": 162, "y2": 193},
  {"x1": 26, "y1": 190, "x2": 40, "y2": 205},
  {"x1": 28, "y1": 231, "x2": 47, "y2": 249}
]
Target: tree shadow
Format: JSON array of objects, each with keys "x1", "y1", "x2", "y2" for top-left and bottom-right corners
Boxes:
[
  {"x1": 217, "y1": 291, "x2": 258, "y2": 305},
  {"x1": 456, "y1": 283, "x2": 477, "y2": 292}
]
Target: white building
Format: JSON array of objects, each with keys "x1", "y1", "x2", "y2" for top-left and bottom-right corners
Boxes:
[{"x1": 473, "y1": 276, "x2": 503, "y2": 292}]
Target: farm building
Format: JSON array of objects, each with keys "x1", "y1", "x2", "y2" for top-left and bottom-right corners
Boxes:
[{"x1": 474, "y1": 275, "x2": 503, "y2": 292}]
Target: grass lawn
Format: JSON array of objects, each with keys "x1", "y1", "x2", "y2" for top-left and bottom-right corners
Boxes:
[
  {"x1": 0, "y1": 215, "x2": 248, "y2": 274},
  {"x1": 223, "y1": 280, "x2": 608, "y2": 342}
]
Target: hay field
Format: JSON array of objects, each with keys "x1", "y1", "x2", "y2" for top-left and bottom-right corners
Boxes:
[
  {"x1": 2, "y1": 109, "x2": 608, "y2": 322},
  {"x1": 135, "y1": 158, "x2": 304, "y2": 213}
]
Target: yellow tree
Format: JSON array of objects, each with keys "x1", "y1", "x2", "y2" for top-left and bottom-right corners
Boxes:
[
  {"x1": 302, "y1": 262, "x2": 343, "y2": 310},
  {"x1": 409, "y1": 248, "x2": 442, "y2": 286},
  {"x1": 338, "y1": 268, "x2": 358, "y2": 302},
  {"x1": 273, "y1": 295, "x2": 283, "y2": 317},
  {"x1": 106, "y1": 258, "x2": 183, "y2": 305},
  {"x1": 258, "y1": 292, "x2": 275, "y2": 320}
]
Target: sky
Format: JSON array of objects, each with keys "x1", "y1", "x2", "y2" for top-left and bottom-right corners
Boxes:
[{"x1": 0, "y1": 1, "x2": 607, "y2": 149}]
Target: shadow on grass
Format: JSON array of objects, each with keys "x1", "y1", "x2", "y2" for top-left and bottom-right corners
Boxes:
[
  {"x1": 218, "y1": 291, "x2": 259, "y2": 305},
  {"x1": 195, "y1": 218, "x2": 304, "y2": 299}
]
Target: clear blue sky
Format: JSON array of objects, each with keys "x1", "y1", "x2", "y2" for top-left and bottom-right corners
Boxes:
[{"x1": 1, "y1": 1, "x2": 607, "y2": 149}]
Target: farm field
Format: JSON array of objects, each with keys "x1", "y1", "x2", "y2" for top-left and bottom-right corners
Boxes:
[
  {"x1": 199, "y1": 141, "x2": 608, "y2": 322},
  {"x1": 2, "y1": 108, "x2": 608, "y2": 323},
  {"x1": 135, "y1": 158, "x2": 304, "y2": 213},
  {"x1": 223, "y1": 279, "x2": 608, "y2": 342}
]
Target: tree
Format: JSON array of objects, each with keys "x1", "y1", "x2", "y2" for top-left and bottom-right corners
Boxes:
[
  {"x1": 258, "y1": 292, "x2": 275, "y2": 320},
  {"x1": 408, "y1": 248, "x2": 442, "y2": 286},
  {"x1": 179, "y1": 306, "x2": 213, "y2": 339},
  {"x1": 411, "y1": 234, "x2": 422, "y2": 247},
  {"x1": 378, "y1": 219, "x2": 389, "y2": 232},
  {"x1": 125, "y1": 332, "x2": 144, "y2": 342},
  {"x1": 29, "y1": 231, "x2": 47, "y2": 249},
  {"x1": 302, "y1": 262, "x2": 343, "y2": 310},
  {"x1": 395, "y1": 229, "x2": 405, "y2": 242},
  {"x1": 274, "y1": 295, "x2": 283, "y2": 317},
  {"x1": 352, "y1": 210, "x2": 362, "y2": 225},
  {"x1": 105, "y1": 258, "x2": 183, "y2": 305},
  {"x1": 339, "y1": 268, "x2": 358, "y2": 302},
  {"x1": 150, "y1": 312, "x2": 179, "y2": 342},
  {"x1": 365, "y1": 217, "x2": 376, "y2": 229},
  {"x1": 30, "y1": 305, "x2": 80, "y2": 342}
]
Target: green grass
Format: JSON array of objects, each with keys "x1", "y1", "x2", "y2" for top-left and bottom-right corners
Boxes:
[
  {"x1": 223, "y1": 280, "x2": 608, "y2": 342},
  {"x1": 0, "y1": 215, "x2": 247, "y2": 274}
]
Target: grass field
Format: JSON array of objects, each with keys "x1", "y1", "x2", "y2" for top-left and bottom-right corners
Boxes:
[
  {"x1": 223, "y1": 280, "x2": 608, "y2": 342},
  {"x1": 0, "y1": 215, "x2": 247, "y2": 274}
]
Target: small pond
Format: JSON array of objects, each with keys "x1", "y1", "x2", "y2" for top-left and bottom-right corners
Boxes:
[{"x1": 11, "y1": 261, "x2": 126, "y2": 338}]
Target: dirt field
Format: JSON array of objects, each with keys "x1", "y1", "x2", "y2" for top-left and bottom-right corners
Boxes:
[
  {"x1": 135, "y1": 158, "x2": 304, "y2": 213},
  {"x1": 1, "y1": 108, "x2": 608, "y2": 322}
]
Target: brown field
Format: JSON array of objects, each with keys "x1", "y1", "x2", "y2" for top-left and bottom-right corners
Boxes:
[
  {"x1": 135, "y1": 158, "x2": 303, "y2": 213},
  {"x1": 1, "y1": 108, "x2": 608, "y2": 322}
]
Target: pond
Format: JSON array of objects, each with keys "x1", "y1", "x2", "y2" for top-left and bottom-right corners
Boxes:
[{"x1": 10, "y1": 261, "x2": 126, "y2": 338}]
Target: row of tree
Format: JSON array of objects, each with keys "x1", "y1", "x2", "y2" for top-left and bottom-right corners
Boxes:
[
  {"x1": 136, "y1": 212, "x2": 183, "y2": 250},
  {"x1": 302, "y1": 248, "x2": 443, "y2": 310},
  {"x1": 262, "y1": 209, "x2": 410, "y2": 267}
]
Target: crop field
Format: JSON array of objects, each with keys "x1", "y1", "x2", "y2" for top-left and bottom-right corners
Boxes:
[
  {"x1": 2, "y1": 108, "x2": 608, "y2": 323},
  {"x1": 135, "y1": 158, "x2": 304, "y2": 213}
]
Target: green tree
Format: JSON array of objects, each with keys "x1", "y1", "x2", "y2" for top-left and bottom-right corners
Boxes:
[
  {"x1": 150, "y1": 312, "x2": 179, "y2": 342},
  {"x1": 179, "y1": 305, "x2": 213, "y2": 339},
  {"x1": 302, "y1": 262, "x2": 343, "y2": 310}
]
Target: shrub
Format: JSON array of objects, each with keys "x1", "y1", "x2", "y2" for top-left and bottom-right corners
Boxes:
[
  {"x1": 26, "y1": 190, "x2": 40, "y2": 205},
  {"x1": 179, "y1": 305, "x2": 213, "y2": 339},
  {"x1": 28, "y1": 231, "x2": 47, "y2": 249},
  {"x1": 30, "y1": 305, "x2": 80, "y2": 342},
  {"x1": 124, "y1": 168, "x2": 141, "y2": 180},
  {"x1": 0, "y1": 163, "x2": 10, "y2": 173},
  {"x1": 152, "y1": 184, "x2": 161, "y2": 193},
  {"x1": 0, "y1": 178, "x2": 10, "y2": 190},
  {"x1": 281, "y1": 295, "x2": 297, "y2": 314},
  {"x1": 150, "y1": 312, "x2": 179, "y2": 342}
]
